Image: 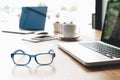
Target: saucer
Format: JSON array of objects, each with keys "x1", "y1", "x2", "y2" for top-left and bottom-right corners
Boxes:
[{"x1": 59, "y1": 35, "x2": 79, "y2": 41}]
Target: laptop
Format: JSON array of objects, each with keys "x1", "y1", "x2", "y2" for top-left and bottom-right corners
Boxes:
[
  {"x1": 19, "y1": 6, "x2": 47, "y2": 30},
  {"x1": 58, "y1": 0, "x2": 120, "y2": 67}
]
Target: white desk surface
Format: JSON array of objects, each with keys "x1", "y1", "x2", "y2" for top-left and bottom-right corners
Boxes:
[
  {"x1": 0, "y1": 27, "x2": 82, "y2": 80},
  {"x1": 1, "y1": 27, "x2": 120, "y2": 80}
]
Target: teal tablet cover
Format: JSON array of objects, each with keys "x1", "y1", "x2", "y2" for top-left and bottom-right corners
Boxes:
[{"x1": 19, "y1": 6, "x2": 47, "y2": 30}]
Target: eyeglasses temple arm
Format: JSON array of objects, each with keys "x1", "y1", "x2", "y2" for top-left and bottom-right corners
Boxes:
[
  {"x1": 11, "y1": 49, "x2": 26, "y2": 58},
  {"x1": 48, "y1": 49, "x2": 56, "y2": 57}
]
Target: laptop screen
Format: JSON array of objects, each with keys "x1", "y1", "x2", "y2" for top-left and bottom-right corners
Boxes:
[
  {"x1": 19, "y1": 6, "x2": 47, "y2": 30},
  {"x1": 101, "y1": 0, "x2": 120, "y2": 47}
]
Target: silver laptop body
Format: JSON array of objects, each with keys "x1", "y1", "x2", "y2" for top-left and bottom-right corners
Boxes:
[{"x1": 58, "y1": 0, "x2": 120, "y2": 67}]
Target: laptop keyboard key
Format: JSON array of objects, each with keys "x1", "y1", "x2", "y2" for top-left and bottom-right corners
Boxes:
[{"x1": 80, "y1": 42, "x2": 120, "y2": 58}]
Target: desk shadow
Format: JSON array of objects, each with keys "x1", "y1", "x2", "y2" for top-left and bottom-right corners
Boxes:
[
  {"x1": 86, "y1": 64, "x2": 120, "y2": 71},
  {"x1": 12, "y1": 65, "x2": 55, "y2": 77}
]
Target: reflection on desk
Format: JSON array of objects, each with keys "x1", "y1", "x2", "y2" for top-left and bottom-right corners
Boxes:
[{"x1": 12, "y1": 65, "x2": 55, "y2": 78}]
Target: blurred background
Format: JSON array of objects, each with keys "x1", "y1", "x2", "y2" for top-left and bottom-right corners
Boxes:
[{"x1": 0, "y1": 0, "x2": 95, "y2": 31}]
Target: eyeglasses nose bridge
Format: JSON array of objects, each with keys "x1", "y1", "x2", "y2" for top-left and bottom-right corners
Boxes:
[
  {"x1": 27, "y1": 55, "x2": 37, "y2": 64},
  {"x1": 29, "y1": 54, "x2": 37, "y2": 60},
  {"x1": 30, "y1": 55, "x2": 36, "y2": 57},
  {"x1": 29, "y1": 55, "x2": 36, "y2": 60}
]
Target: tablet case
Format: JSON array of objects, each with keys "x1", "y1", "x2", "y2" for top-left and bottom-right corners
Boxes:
[{"x1": 19, "y1": 6, "x2": 47, "y2": 30}]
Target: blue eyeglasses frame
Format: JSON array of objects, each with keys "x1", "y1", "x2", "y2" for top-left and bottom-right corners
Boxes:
[{"x1": 11, "y1": 49, "x2": 56, "y2": 66}]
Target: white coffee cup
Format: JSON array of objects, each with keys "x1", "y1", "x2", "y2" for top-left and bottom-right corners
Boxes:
[{"x1": 62, "y1": 23, "x2": 76, "y2": 37}]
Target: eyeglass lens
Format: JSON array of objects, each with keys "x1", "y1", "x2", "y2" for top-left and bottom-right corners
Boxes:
[
  {"x1": 14, "y1": 54, "x2": 30, "y2": 65},
  {"x1": 36, "y1": 54, "x2": 53, "y2": 64}
]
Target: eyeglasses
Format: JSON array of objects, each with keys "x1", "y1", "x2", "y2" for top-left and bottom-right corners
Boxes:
[{"x1": 11, "y1": 49, "x2": 56, "y2": 66}]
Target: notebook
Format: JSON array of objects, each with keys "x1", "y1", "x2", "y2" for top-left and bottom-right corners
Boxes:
[{"x1": 58, "y1": 0, "x2": 120, "y2": 67}]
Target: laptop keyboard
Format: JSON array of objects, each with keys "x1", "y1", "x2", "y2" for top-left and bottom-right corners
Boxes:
[{"x1": 80, "y1": 42, "x2": 120, "y2": 59}]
